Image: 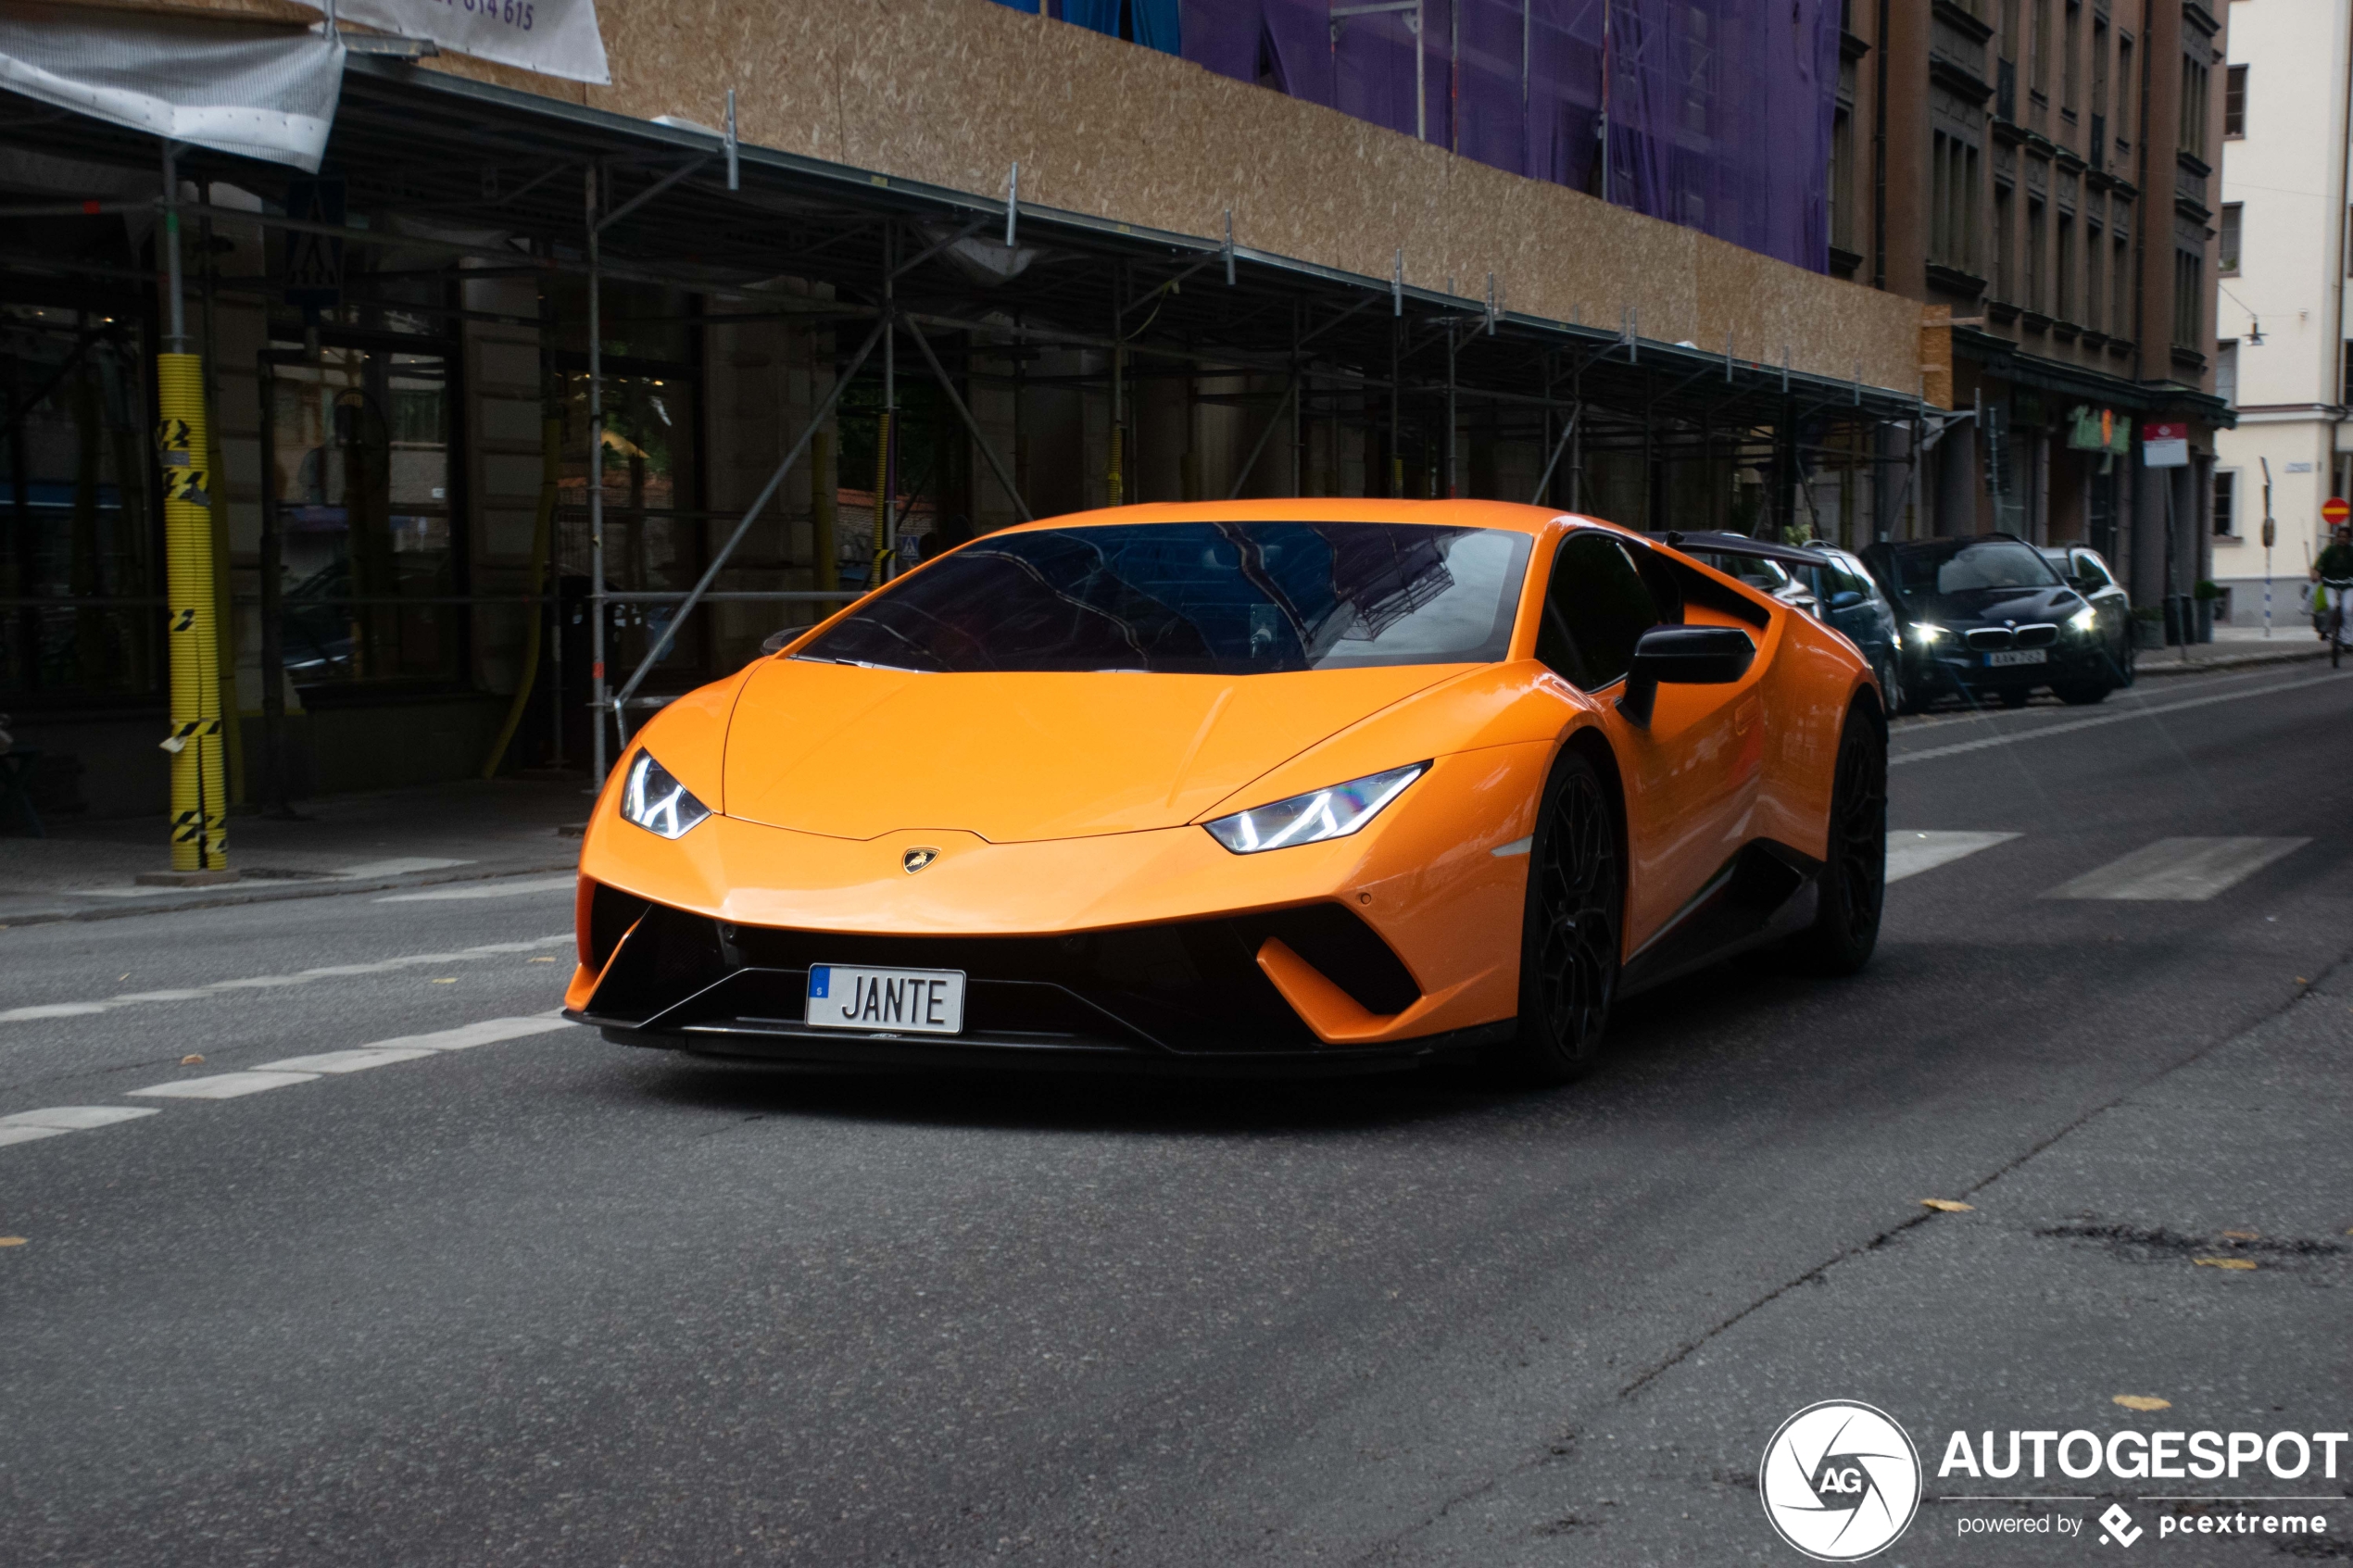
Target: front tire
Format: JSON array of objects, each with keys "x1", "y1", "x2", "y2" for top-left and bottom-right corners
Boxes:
[
  {"x1": 1499, "y1": 749, "x2": 1621, "y2": 1085},
  {"x1": 2055, "y1": 677, "x2": 2111, "y2": 706},
  {"x1": 1787, "y1": 708, "x2": 1886, "y2": 976}
]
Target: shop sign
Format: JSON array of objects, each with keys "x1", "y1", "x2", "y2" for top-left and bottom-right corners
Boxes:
[{"x1": 2141, "y1": 421, "x2": 2191, "y2": 468}]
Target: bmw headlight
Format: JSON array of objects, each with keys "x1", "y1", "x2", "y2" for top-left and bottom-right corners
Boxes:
[
  {"x1": 1907, "y1": 622, "x2": 1952, "y2": 647},
  {"x1": 1202, "y1": 762, "x2": 1428, "y2": 854},
  {"x1": 619, "y1": 750, "x2": 712, "y2": 839},
  {"x1": 2069, "y1": 606, "x2": 2100, "y2": 634}
]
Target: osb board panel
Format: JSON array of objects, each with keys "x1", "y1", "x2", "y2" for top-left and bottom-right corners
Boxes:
[{"x1": 126, "y1": 0, "x2": 1919, "y2": 392}]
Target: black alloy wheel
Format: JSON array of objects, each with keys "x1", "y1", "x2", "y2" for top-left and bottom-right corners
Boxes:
[
  {"x1": 1788, "y1": 708, "x2": 1887, "y2": 975},
  {"x1": 1503, "y1": 750, "x2": 1621, "y2": 1085}
]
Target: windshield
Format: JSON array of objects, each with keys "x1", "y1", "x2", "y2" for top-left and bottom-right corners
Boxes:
[
  {"x1": 797, "y1": 521, "x2": 1533, "y2": 675},
  {"x1": 1881, "y1": 538, "x2": 2061, "y2": 600}
]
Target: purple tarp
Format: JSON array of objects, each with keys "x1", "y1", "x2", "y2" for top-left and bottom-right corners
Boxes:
[{"x1": 1014, "y1": 0, "x2": 1837, "y2": 274}]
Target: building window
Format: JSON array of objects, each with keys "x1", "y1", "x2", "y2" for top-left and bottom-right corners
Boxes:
[
  {"x1": 2057, "y1": 211, "x2": 2076, "y2": 320},
  {"x1": 1930, "y1": 133, "x2": 1982, "y2": 272},
  {"x1": 2172, "y1": 248, "x2": 2204, "y2": 349},
  {"x1": 1994, "y1": 183, "x2": 2016, "y2": 298},
  {"x1": 2212, "y1": 468, "x2": 2236, "y2": 536},
  {"x1": 2086, "y1": 221, "x2": 2104, "y2": 324},
  {"x1": 2223, "y1": 64, "x2": 2247, "y2": 138},
  {"x1": 2117, "y1": 34, "x2": 2134, "y2": 146},
  {"x1": 2114, "y1": 233, "x2": 2133, "y2": 337},
  {"x1": 2215, "y1": 340, "x2": 2237, "y2": 407},
  {"x1": 2062, "y1": 0, "x2": 2081, "y2": 113},
  {"x1": 2220, "y1": 203, "x2": 2241, "y2": 274},
  {"x1": 2180, "y1": 57, "x2": 2209, "y2": 155},
  {"x1": 2092, "y1": 18, "x2": 2108, "y2": 118},
  {"x1": 2031, "y1": 0, "x2": 2050, "y2": 98},
  {"x1": 1831, "y1": 106, "x2": 1856, "y2": 256},
  {"x1": 2026, "y1": 197, "x2": 2046, "y2": 311}
]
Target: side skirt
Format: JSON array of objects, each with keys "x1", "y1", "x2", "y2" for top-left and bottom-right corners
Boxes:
[{"x1": 1617, "y1": 839, "x2": 1823, "y2": 999}]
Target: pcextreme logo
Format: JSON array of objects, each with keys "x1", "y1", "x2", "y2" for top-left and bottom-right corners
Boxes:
[{"x1": 1759, "y1": 1400, "x2": 1924, "y2": 1562}]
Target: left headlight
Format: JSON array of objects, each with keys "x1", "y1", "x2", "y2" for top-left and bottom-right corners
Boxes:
[
  {"x1": 2068, "y1": 606, "x2": 2100, "y2": 634},
  {"x1": 619, "y1": 750, "x2": 712, "y2": 839},
  {"x1": 1202, "y1": 762, "x2": 1428, "y2": 854}
]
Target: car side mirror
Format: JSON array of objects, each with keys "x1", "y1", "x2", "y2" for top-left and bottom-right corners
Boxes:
[
  {"x1": 2070, "y1": 574, "x2": 2097, "y2": 592},
  {"x1": 1828, "y1": 589, "x2": 1865, "y2": 610},
  {"x1": 1617, "y1": 625, "x2": 1755, "y2": 726}
]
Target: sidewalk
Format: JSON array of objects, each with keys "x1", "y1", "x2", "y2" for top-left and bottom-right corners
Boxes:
[
  {"x1": 0, "y1": 776, "x2": 592, "y2": 927},
  {"x1": 2135, "y1": 622, "x2": 2337, "y2": 677}
]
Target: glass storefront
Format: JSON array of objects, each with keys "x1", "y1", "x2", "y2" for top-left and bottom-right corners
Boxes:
[
  {"x1": 266, "y1": 340, "x2": 458, "y2": 688},
  {"x1": 1, "y1": 302, "x2": 158, "y2": 704}
]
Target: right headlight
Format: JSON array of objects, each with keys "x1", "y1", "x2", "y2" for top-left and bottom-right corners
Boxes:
[
  {"x1": 1906, "y1": 621, "x2": 1952, "y2": 647},
  {"x1": 619, "y1": 750, "x2": 712, "y2": 840},
  {"x1": 1202, "y1": 762, "x2": 1428, "y2": 854}
]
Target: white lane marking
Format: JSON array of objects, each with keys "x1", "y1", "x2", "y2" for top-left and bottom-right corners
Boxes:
[
  {"x1": 334, "y1": 857, "x2": 477, "y2": 878},
  {"x1": 5, "y1": 1014, "x2": 578, "y2": 1152},
  {"x1": 1491, "y1": 835, "x2": 1533, "y2": 858},
  {"x1": 376, "y1": 875, "x2": 575, "y2": 904},
  {"x1": 2, "y1": 1106, "x2": 159, "y2": 1130},
  {"x1": 0, "y1": 1106, "x2": 157, "y2": 1146},
  {"x1": 0, "y1": 935, "x2": 571, "y2": 1026},
  {"x1": 1891, "y1": 670, "x2": 2347, "y2": 767},
  {"x1": 299, "y1": 1014, "x2": 572, "y2": 1056},
  {"x1": 130, "y1": 1071, "x2": 321, "y2": 1099},
  {"x1": 2045, "y1": 837, "x2": 2310, "y2": 901},
  {"x1": 253, "y1": 1047, "x2": 442, "y2": 1073},
  {"x1": 1885, "y1": 831, "x2": 2021, "y2": 884}
]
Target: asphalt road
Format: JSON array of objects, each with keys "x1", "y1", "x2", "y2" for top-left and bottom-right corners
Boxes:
[{"x1": 3, "y1": 665, "x2": 2349, "y2": 1566}]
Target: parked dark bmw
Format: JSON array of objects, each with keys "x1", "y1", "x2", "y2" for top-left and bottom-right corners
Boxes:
[{"x1": 1864, "y1": 533, "x2": 2123, "y2": 708}]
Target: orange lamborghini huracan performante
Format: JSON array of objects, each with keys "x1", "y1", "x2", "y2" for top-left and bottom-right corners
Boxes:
[{"x1": 564, "y1": 501, "x2": 1886, "y2": 1082}]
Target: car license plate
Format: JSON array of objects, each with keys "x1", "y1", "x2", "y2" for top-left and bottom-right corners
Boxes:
[
  {"x1": 804, "y1": 964, "x2": 965, "y2": 1034},
  {"x1": 1985, "y1": 648, "x2": 2047, "y2": 667}
]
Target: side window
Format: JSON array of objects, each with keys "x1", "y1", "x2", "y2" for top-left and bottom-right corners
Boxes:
[
  {"x1": 2074, "y1": 551, "x2": 2113, "y2": 589},
  {"x1": 1537, "y1": 533, "x2": 1661, "y2": 690}
]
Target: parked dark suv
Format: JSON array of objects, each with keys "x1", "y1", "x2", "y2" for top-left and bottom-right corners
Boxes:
[{"x1": 1864, "y1": 533, "x2": 2122, "y2": 708}]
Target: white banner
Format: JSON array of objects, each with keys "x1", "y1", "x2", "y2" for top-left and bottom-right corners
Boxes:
[
  {"x1": 333, "y1": 0, "x2": 610, "y2": 85},
  {"x1": 0, "y1": 4, "x2": 344, "y2": 171}
]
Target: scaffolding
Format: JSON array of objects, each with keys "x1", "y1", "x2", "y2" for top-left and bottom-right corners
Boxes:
[{"x1": 0, "y1": 53, "x2": 1926, "y2": 794}]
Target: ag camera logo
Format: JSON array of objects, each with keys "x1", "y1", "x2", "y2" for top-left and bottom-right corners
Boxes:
[{"x1": 1760, "y1": 1400, "x2": 1922, "y2": 1561}]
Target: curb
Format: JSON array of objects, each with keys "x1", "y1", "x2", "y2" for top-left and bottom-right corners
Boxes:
[
  {"x1": 0, "y1": 860, "x2": 580, "y2": 930},
  {"x1": 2134, "y1": 644, "x2": 2334, "y2": 677}
]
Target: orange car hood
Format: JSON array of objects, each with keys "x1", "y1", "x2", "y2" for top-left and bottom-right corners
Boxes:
[{"x1": 721, "y1": 659, "x2": 1458, "y2": 842}]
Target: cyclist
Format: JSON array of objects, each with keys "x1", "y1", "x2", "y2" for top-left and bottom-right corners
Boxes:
[{"x1": 2317, "y1": 522, "x2": 2353, "y2": 661}]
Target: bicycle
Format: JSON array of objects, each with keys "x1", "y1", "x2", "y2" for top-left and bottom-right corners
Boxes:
[{"x1": 2325, "y1": 577, "x2": 2353, "y2": 668}]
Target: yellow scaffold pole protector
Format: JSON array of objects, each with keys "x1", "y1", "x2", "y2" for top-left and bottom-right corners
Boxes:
[{"x1": 157, "y1": 159, "x2": 227, "y2": 874}]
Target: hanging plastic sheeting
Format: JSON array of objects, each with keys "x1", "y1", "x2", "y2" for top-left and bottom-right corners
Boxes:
[
  {"x1": 333, "y1": 0, "x2": 610, "y2": 84},
  {"x1": 0, "y1": 3, "x2": 344, "y2": 171},
  {"x1": 1054, "y1": 0, "x2": 1184, "y2": 57},
  {"x1": 1179, "y1": 0, "x2": 1327, "y2": 102},
  {"x1": 1597, "y1": 0, "x2": 1835, "y2": 271},
  {"x1": 1330, "y1": 0, "x2": 1421, "y2": 134},
  {"x1": 1179, "y1": 0, "x2": 1836, "y2": 273}
]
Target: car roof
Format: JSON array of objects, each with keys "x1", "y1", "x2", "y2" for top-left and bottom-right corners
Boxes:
[{"x1": 991, "y1": 498, "x2": 1590, "y2": 539}]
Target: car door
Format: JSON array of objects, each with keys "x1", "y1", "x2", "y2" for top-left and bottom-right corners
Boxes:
[
  {"x1": 2070, "y1": 549, "x2": 2131, "y2": 662},
  {"x1": 1536, "y1": 530, "x2": 1764, "y2": 951}
]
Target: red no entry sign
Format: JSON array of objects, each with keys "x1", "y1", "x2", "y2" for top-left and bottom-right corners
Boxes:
[{"x1": 2323, "y1": 496, "x2": 2350, "y2": 526}]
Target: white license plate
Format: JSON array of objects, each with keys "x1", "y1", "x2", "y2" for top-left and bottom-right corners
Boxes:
[
  {"x1": 804, "y1": 964, "x2": 965, "y2": 1035},
  {"x1": 1985, "y1": 648, "x2": 2047, "y2": 667}
]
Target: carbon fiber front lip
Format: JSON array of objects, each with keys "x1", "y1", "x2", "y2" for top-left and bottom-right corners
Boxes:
[{"x1": 567, "y1": 1008, "x2": 1514, "y2": 1077}]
